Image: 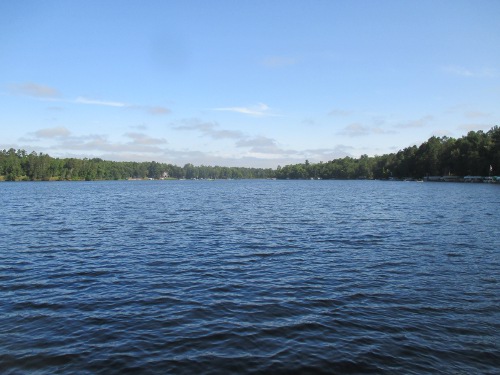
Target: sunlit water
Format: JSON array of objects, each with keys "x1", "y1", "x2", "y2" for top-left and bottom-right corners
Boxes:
[{"x1": 1, "y1": 180, "x2": 499, "y2": 374}]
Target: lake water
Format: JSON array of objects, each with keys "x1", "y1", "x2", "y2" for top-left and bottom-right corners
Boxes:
[{"x1": 1, "y1": 180, "x2": 499, "y2": 374}]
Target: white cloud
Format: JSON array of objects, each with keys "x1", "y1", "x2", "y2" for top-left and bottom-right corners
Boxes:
[
  {"x1": 338, "y1": 123, "x2": 396, "y2": 137},
  {"x1": 73, "y1": 98, "x2": 171, "y2": 115},
  {"x1": 24, "y1": 129, "x2": 168, "y2": 155},
  {"x1": 124, "y1": 132, "x2": 167, "y2": 145},
  {"x1": 75, "y1": 96, "x2": 127, "y2": 107},
  {"x1": 212, "y1": 103, "x2": 277, "y2": 117},
  {"x1": 457, "y1": 123, "x2": 492, "y2": 132},
  {"x1": 10, "y1": 82, "x2": 60, "y2": 98},
  {"x1": 34, "y1": 126, "x2": 71, "y2": 138},
  {"x1": 174, "y1": 120, "x2": 293, "y2": 156},
  {"x1": 235, "y1": 136, "x2": 284, "y2": 154},
  {"x1": 8, "y1": 82, "x2": 170, "y2": 115},
  {"x1": 396, "y1": 115, "x2": 433, "y2": 129},
  {"x1": 337, "y1": 123, "x2": 371, "y2": 137},
  {"x1": 464, "y1": 111, "x2": 491, "y2": 119},
  {"x1": 303, "y1": 146, "x2": 353, "y2": 161},
  {"x1": 9, "y1": 123, "x2": 362, "y2": 168},
  {"x1": 172, "y1": 119, "x2": 353, "y2": 163},
  {"x1": 174, "y1": 119, "x2": 245, "y2": 140},
  {"x1": 145, "y1": 106, "x2": 170, "y2": 115},
  {"x1": 56, "y1": 134, "x2": 166, "y2": 154}
]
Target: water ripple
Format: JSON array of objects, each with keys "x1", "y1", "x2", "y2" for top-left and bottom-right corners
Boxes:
[{"x1": 1, "y1": 180, "x2": 499, "y2": 374}]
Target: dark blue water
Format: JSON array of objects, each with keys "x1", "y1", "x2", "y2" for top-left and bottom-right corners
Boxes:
[{"x1": 1, "y1": 180, "x2": 499, "y2": 374}]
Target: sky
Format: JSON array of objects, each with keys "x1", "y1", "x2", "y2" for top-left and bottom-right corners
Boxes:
[{"x1": 1, "y1": 0, "x2": 500, "y2": 168}]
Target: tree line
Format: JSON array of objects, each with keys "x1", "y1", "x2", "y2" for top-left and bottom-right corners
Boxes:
[
  {"x1": 1, "y1": 126, "x2": 499, "y2": 181},
  {"x1": 0, "y1": 151, "x2": 274, "y2": 181},
  {"x1": 276, "y1": 126, "x2": 500, "y2": 180}
]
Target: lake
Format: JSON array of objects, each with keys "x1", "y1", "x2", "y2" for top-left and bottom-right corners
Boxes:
[{"x1": 1, "y1": 180, "x2": 499, "y2": 374}]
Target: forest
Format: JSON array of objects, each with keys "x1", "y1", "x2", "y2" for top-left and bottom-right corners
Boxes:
[
  {"x1": 276, "y1": 126, "x2": 500, "y2": 180},
  {"x1": 1, "y1": 126, "x2": 499, "y2": 181}
]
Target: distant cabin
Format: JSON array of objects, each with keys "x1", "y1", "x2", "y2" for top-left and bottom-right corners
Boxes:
[
  {"x1": 442, "y1": 176, "x2": 460, "y2": 182},
  {"x1": 425, "y1": 176, "x2": 442, "y2": 182},
  {"x1": 464, "y1": 176, "x2": 483, "y2": 182}
]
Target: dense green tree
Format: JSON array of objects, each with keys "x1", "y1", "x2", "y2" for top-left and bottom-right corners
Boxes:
[
  {"x1": 3, "y1": 149, "x2": 23, "y2": 181},
  {"x1": 488, "y1": 126, "x2": 500, "y2": 174},
  {"x1": 1, "y1": 126, "x2": 499, "y2": 182},
  {"x1": 275, "y1": 127, "x2": 499, "y2": 180}
]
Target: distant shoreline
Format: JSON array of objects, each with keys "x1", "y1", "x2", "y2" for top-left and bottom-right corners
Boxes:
[
  {"x1": 2, "y1": 175, "x2": 498, "y2": 183},
  {"x1": 2, "y1": 126, "x2": 499, "y2": 181}
]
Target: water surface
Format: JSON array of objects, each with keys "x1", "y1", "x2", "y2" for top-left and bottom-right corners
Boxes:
[{"x1": 1, "y1": 180, "x2": 499, "y2": 374}]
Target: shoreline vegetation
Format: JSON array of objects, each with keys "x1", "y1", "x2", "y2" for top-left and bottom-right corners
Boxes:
[{"x1": 1, "y1": 126, "x2": 499, "y2": 182}]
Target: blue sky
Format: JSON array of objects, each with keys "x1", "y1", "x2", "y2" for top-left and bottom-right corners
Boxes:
[{"x1": 1, "y1": 0, "x2": 499, "y2": 167}]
